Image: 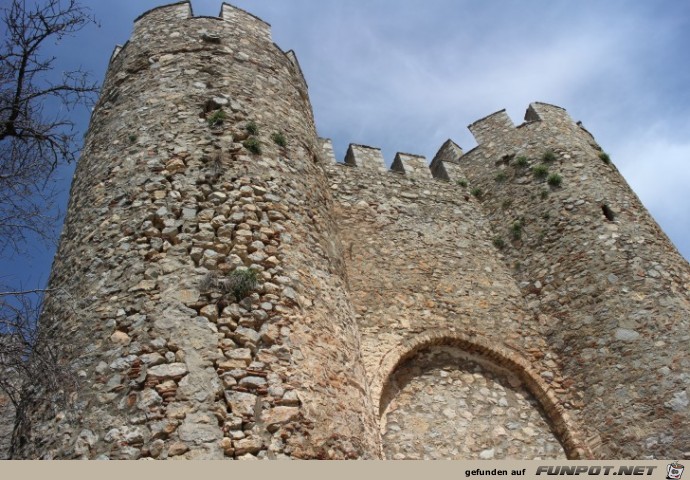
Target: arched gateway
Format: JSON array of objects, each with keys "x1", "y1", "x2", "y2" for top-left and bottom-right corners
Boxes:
[{"x1": 374, "y1": 332, "x2": 592, "y2": 459}]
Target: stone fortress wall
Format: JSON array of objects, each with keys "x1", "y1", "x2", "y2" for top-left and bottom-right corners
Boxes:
[{"x1": 7, "y1": 1, "x2": 690, "y2": 460}]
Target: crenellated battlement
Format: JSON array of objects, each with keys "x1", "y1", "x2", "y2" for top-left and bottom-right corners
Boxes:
[
  {"x1": 390, "y1": 153, "x2": 432, "y2": 180},
  {"x1": 321, "y1": 140, "x2": 460, "y2": 183},
  {"x1": 133, "y1": 1, "x2": 192, "y2": 23},
  {"x1": 220, "y1": 2, "x2": 272, "y2": 42},
  {"x1": 343, "y1": 144, "x2": 387, "y2": 172},
  {"x1": 103, "y1": 0, "x2": 310, "y2": 122},
  {"x1": 468, "y1": 109, "x2": 515, "y2": 146},
  {"x1": 131, "y1": 1, "x2": 272, "y2": 43},
  {"x1": 524, "y1": 101, "x2": 573, "y2": 124},
  {"x1": 109, "y1": 0, "x2": 302, "y2": 78},
  {"x1": 467, "y1": 102, "x2": 589, "y2": 149},
  {"x1": 430, "y1": 139, "x2": 464, "y2": 180}
]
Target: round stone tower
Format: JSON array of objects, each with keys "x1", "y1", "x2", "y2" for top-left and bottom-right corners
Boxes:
[
  {"x1": 13, "y1": 2, "x2": 378, "y2": 459},
  {"x1": 459, "y1": 102, "x2": 690, "y2": 459}
]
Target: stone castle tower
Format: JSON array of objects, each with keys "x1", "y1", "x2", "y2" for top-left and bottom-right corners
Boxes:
[{"x1": 9, "y1": 1, "x2": 690, "y2": 460}]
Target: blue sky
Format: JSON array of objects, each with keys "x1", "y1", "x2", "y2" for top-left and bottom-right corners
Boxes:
[{"x1": 3, "y1": 0, "x2": 690, "y2": 292}]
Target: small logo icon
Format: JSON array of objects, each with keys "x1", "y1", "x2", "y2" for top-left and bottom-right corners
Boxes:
[{"x1": 667, "y1": 462, "x2": 684, "y2": 480}]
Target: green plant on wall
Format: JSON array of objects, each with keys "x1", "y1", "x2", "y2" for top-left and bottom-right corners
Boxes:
[
  {"x1": 510, "y1": 220, "x2": 523, "y2": 240},
  {"x1": 515, "y1": 156, "x2": 529, "y2": 168},
  {"x1": 243, "y1": 137, "x2": 262, "y2": 155},
  {"x1": 547, "y1": 173, "x2": 563, "y2": 187},
  {"x1": 207, "y1": 109, "x2": 227, "y2": 127},
  {"x1": 493, "y1": 237, "x2": 506, "y2": 250},
  {"x1": 457, "y1": 179, "x2": 468, "y2": 188},
  {"x1": 542, "y1": 150, "x2": 556, "y2": 163},
  {"x1": 470, "y1": 187, "x2": 483, "y2": 199},
  {"x1": 532, "y1": 164, "x2": 549, "y2": 179},
  {"x1": 495, "y1": 172, "x2": 507, "y2": 183},
  {"x1": 599, "y1": 152, "x2": 611, "y2": 164},
  {"x1": 271, "y1": 132, "x2": 287, "y2": 147},
  {"x1": 225, "y1": 268, "x2": 259, "y2": 299},
  {"x1": 245, "y1": 120, "x2": 259, "y2": 135},
  {"x1": 201, "y1": 268, "x2": 259, "y2": 300}
]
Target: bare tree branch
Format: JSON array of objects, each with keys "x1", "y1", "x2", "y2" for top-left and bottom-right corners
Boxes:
[
  {"x1": 0, "y1": 0, "x2": 99, "y2": 458},
  {"x1": 0, "y1": 0, "x2": 99, "y2": 255}
]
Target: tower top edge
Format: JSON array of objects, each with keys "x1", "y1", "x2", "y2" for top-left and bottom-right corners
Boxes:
[
  {"x1": 132, "y1": 1, "x2": 271, "y2": 29},
  {"x1": 133, "y1": 1, "x2": 190, "y2": 23}
]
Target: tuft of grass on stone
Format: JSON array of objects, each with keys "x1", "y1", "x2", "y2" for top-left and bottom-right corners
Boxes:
[
  {"x1": 271, "y1": 132, "x2": 287, "y2": 147},
  {"x1": 495, "y1": 172, "x2": 507, "y2": 183},
  {"x1": 224, "y1": 268, "x2": 259, "y2": 300},
  {"x1": 128, "y1": 134, "x2": 137, "y2": 144},
  {"x1": 457, "y1": 179, "x2": 468, "y2": 188},
  {"x1": 470, "y1": 187, "x2": 483, "y2": 199},
  {"x1": 599, "y1": 152, "x2": 611, "y2": 164},
  {"x1": 202, "y1": 269, "x2": 259, "y2": 300},
  {"x1": 515, "y1": 156, "x2": 529, "y2": 168},
  {"x1": 243, "y1": 137, "x2": 262, "y2": 155},
  {"x1": 510, "y1": 220, "x2": 523, "y2": 240},
  {"x1": 542, "y1": 150, "x2": 556, "y2": 163},
  {"x1": 532, "y1": 164, "x2": 549, "y2": 179},
  {"x1": 501, "y1": 199, "x2": 512, "y2": 210},
  {"x1": 245, "y1": 121, "x2": 259, "y2": 135},
  {"x1": 547, "y1": 173, "x2": 563, "y2": 188},
  {"x1": 492, "y1": 237, "x2": 506, "y2": 250},
  {"x1": 207, "y1": 109, "x2": 227, "y2": 127},
  {"x1": 540, "y1": 188, "x2": 549, "y2": 199}
]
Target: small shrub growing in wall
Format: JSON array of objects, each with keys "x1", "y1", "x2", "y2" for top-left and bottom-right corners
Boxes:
[
  {"x1": 207, "y1": 109, "x2": 227, "y2": 127},
  {"x1": 495, "y1": 172, "x2": 507, "y2": 183},
  {"x1": 510, "y1": 220, "x2": 523, "y2": 240},
  {"x1": 547, "y1": 173, "x2": 563, "y2": 188},
  {"x1": 457, "y1": 179, "x2": 468, "y2": 188},
  {"x1": 532, "y1": 164, "x2": 549, "y2": 179},
  {"x1": 225, "y1": 268, "x2": 259, "y2": 300},
  {"x1": 493, "y1": 237, "x2": 506, "y2": 250},
  {"x1": 501, "y1": 199, "x2": 512, "y2": 210},
  {"x1": 542, "y1": 150, "x2": 556, "y2": 163},
  {"x1": 243, "y1": 137, "x2": 262, "y2": 155},
  {"x1": 245, "y1": 121, "x2": 259, "y2": 135},
  {"x1": 202, "y1": 269, "x2": 259, "y2": 300},
  {"x1": 470, "y1": 187, "x2": 483, "y2": 199},
  {"x1": 515, "y1": 156, "x2": 529, "y2": 168},
  {"x1": 271, "y1": 132, "x2": 287, "y2": 147},
  {"x1": 540, "y1": 188, "x2": 549, "y2": 199},
  {"x1": 128, "y1": 134, "x2": 137, "y2": 144},
  {"x1": 599, "y1": 152, "x2": 611, "y2": 164}
]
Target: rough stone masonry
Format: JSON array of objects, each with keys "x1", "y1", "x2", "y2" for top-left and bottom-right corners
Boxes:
[{"x1": 5, "y1": 1, "x2": 690, "y2": 460}]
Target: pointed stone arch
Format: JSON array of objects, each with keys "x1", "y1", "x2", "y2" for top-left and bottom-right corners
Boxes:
[{"x1": 372, "y1": 331, "x2": 593, "y2": 459}]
